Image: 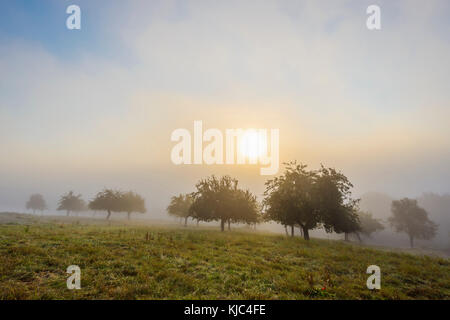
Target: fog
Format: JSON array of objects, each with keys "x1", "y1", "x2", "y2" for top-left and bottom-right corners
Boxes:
[
  {"x1": 1, "y1": 0, "x2": 450, "y2": 253},
  {"x1": 1, "y1": 167, "x2": 449, "y2": 253}
]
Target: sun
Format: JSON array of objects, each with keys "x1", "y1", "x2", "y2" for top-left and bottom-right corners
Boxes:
[{"x1": 239, "y1": 130, "x2": 267, "y2": 161}]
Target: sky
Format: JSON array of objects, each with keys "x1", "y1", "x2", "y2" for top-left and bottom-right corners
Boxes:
[{"x1": 0, "y1": 0, "x2": 449, "y2": 216}]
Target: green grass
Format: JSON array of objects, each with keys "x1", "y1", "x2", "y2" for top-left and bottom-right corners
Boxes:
[{"x1": 0, "y1": 215, "x2": 449, "y2": 299}]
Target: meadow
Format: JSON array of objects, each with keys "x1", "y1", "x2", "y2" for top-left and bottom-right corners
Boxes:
[{"x1": 0, "y1": 213, "x2": 449, "y2": 300}]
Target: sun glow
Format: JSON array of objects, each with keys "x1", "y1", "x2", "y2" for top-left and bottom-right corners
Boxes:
[{"x1": 239, "y1": 129, "x2": 268, "y2": 161}]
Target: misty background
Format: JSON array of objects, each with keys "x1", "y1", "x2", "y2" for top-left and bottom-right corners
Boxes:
[{"x1": 1, "y1": 1, "x2": 449, "y2": 251}]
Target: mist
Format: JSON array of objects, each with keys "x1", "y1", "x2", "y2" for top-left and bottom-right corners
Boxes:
[{"x1": 1, "y1": 0, "x2": 450, "y2": 252}]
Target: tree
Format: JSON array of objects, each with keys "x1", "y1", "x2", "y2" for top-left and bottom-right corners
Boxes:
[
  {"x1": 234, "y1": 189, "x2": 260, "y2": 228},
  {"x1": 315, "y1": 166, "x2": 360, "y2": 241},
  {"x1": 263, "y1": 162, "x2": 359, "y2": 240},
  {"x1": 389, "y1": 198, "x2": 438, "y2": 248},
  {"x1": 89, "y1": 189, "x2": 123, "y2": 220},
  {"x1": 26, "y1": 194, "x2": 47, "y2": 214},
  {"x1": 167, "y1": 194, "x2": 193, "y2": 226},
  {"x1": 190, "y1": 175, "x2": 260, "y2": 231},
  {"x1": 263, "y1": 163, "x2": 317, "y2": 239},
  {"x1": 358, "y1": 211, "x2": 384, "y2": 238},
  {"x1": 328, "y1": 208, "x2": 361, "y2": 241},
  {"x1": 121, "y1": 191, "x2": 146, "y2": 220},
  {"x1": 57, "y1": 191, "x2": 87, "y2": 216}
]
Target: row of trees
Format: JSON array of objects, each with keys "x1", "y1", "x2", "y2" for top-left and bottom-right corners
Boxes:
[
  {"x1": 25, "y1": 162, "x2": 437, "y2": 247},
  {"x1": 168, "y1": 162, "x2": 368, "y2": 238},
  {"x1": 26, "y1": 189, "x2": 146, "y2": 220},
  {"x1": 166, "y1": 161, "x2": 437, "y2": 247}
]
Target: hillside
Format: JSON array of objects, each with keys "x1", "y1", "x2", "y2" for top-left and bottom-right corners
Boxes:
[{"x1": 0, "y1": 213, "x2": 449, "y2": 299}]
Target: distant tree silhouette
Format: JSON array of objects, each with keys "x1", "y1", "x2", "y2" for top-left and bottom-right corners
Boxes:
[
  {"x1": 89, "y1": 189, "x2": 123, "y2": 220},
  {"x1": 264, "y1": 162, "x2": 359, "y2": 240},
  {"x1": 358, "y1": 211, "x2": 384, "y2": 238},
  {"x1": 57, "y1": 191, "x2": 87, "y2": 216},
  {"x1": 389, "y1": 198, "x2": 437, "y2": 248},
  {"x1": 121, "y1": 191, "x2": 146, "y2": 220},
  {"x1": 418, "y1": 192, "x2": 450, "y2": 245},
  {"x1": 167, "y1": 194, "x2": 193, "y2": 226},
  {"x1": 26, "y1": 194, "x2": 47, "y2": 214},
  {"x1": 190, "y1": 175, "x2": 260, "y2": 231}
]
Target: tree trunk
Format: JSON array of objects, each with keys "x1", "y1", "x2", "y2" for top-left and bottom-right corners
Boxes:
[
  {"x1": 184, "y1": 216, "x2": 188, "y2": 227},
  {"x1": 302, "y1": 227, "x2": 310, "y2": 240},
  {"x1": 106, "y1": 210, "x2": 111, "y2": 220},
  {"x1": 220, "y1": 219, "x2": 225, "y2": 232},
  {"x1": 196, "y1": 219, "x2": 199, "y2": 226},
  {"x1": 409, "y1": 235, "x2": 414, "y2": 248},
  {"x1": 291, "y1": 225, "x2": 294, "y2": 237},
  {"x1": 127, "y1": 212, "x2": 131, "y2": 220},
  {"x1": 299, "y1": 227, "x2": 303, "y2": 237},
  {"x1": 228, "y1": 220, "x2": 231, "y2": 231},
  {"x1": 284, "y1": 225, "x2": 288, "y2": 236},
  {"x1": 344, "y1": 233, "x2": 349, "y2": 241}
]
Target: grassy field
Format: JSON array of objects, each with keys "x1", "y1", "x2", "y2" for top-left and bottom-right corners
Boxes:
[{"x1": 0, "y1": 213, "x2": 449, "y2": 300}]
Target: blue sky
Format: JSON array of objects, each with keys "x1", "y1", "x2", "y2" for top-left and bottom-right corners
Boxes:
[
  {"x1": 0, "y1": 0, "x2": 200, "y2": 63},
  {"x1": 1, "y1": 1, "x2": 92, "y2": 57},
  {"x1": 0, "y1": 0, "x2": 449, "y2": 213}
]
